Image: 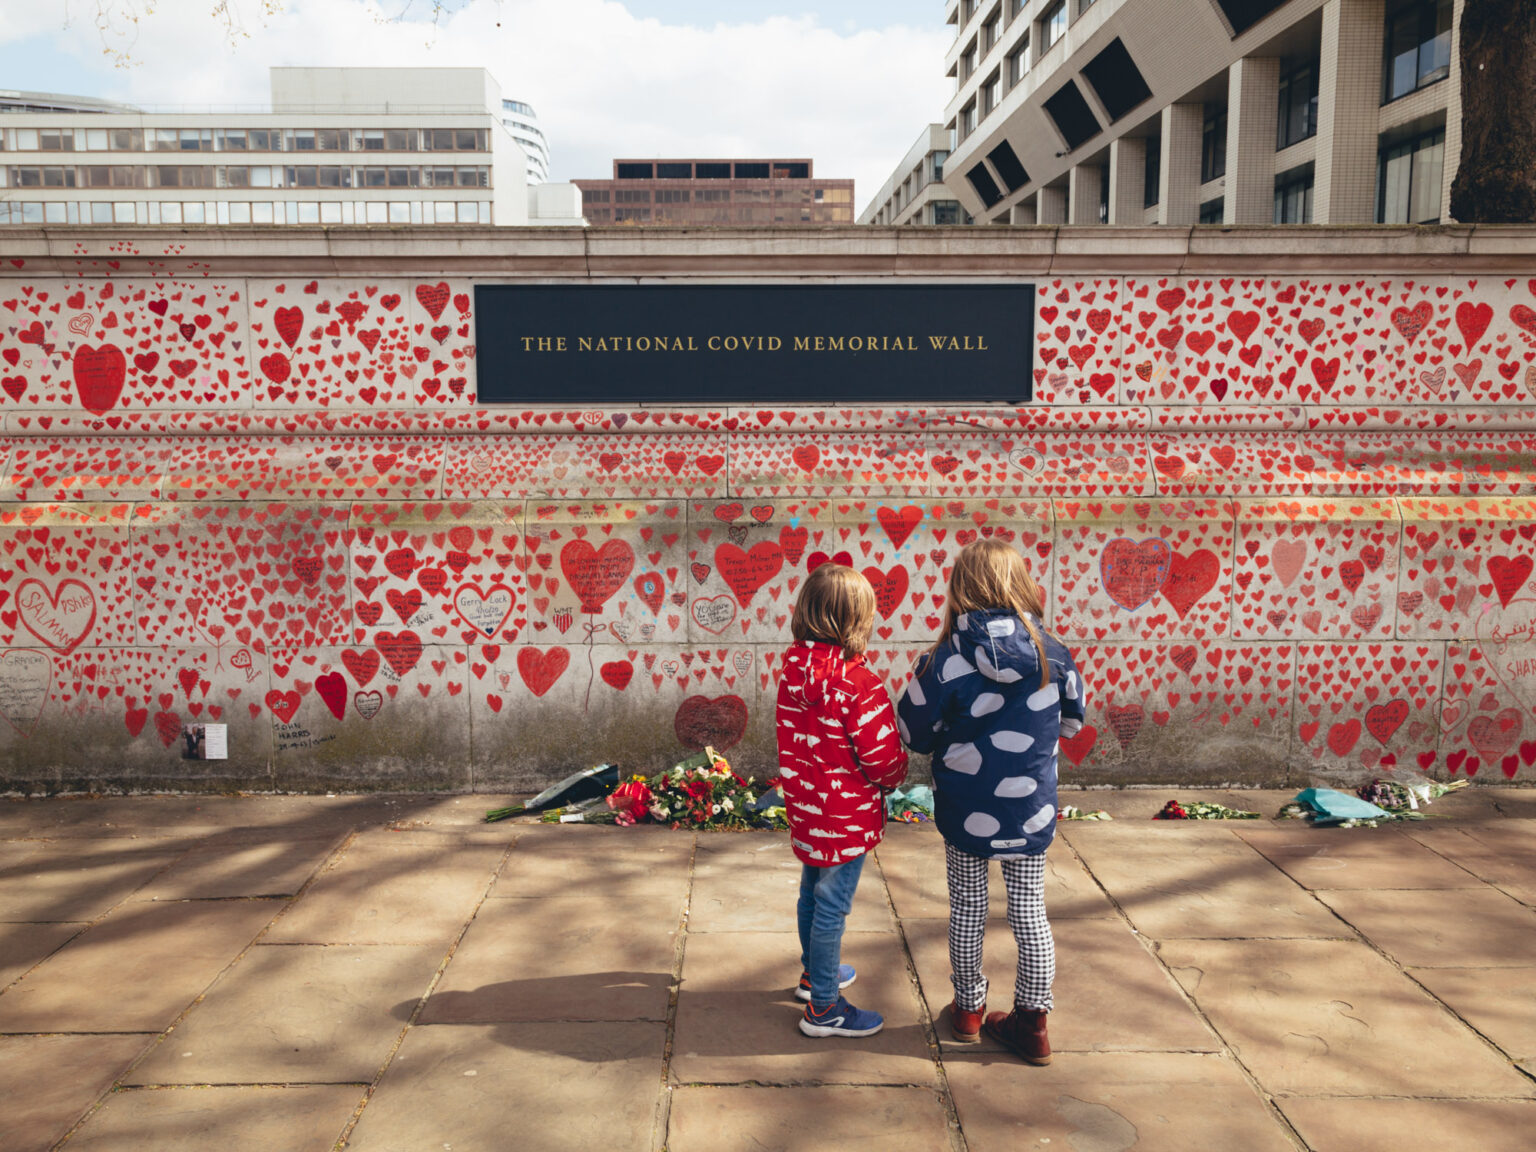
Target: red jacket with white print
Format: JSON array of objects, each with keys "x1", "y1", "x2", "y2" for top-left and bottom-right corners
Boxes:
[{"x1": 776, "y1": 640, "x2": 909, "y2": 867}]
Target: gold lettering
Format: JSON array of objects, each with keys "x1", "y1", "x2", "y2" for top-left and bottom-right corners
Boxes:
[
  {"x1": 708, "y1": 336, "x2": 721, "y2": 350},
  {"x1": 794, "y1": 336, "x2": 810, "y2": 351},
  {"x1": 578, "y1": 337, "x2": 592, "y2": 351},
  {"x1": 768, "y1": 336, "x2": 782, "y2": 351},
  {"x1": 521, "y1": 336, "x2": 535, "y2": 352}
]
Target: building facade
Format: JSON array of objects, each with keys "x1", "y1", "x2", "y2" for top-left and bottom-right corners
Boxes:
[
  {"x1": 914, "y1": 0, "x2": 1459, "y2": 225},
  {"x1": 858, "y1": 124, "x2": 971, "y2": 226},
  {"x1": 575, "y1": 159, "x2": 854, "y2": 226},
  {"x1": 500, "y1": 99, "x2": 550, "y2": 185},
  {"x1": 0, "y1": 68, "x2": 581, "y2": 227}
]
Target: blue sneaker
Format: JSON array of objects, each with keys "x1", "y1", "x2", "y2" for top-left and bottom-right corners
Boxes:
[
  {"x1": 799, "y1": 996, "x2": 884, "y2": 1038},
  {"x1": 796, "y1": 964, "x2": 856, "y2": 1002}
]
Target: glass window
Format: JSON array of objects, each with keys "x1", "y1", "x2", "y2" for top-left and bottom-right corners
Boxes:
[
  {"x1": 387, "y1": 166, "x2": 413, "y2": 187},
  {"x1": 252, "y1": 202, "x2": 274, "y2": 224},
  {"x1": 932, "y1": 200, "x2": 962, "y2": 225},
  {"x1": 1384, "y1": 0, "x2": 1452, "y2": 102},
  {"x1": 161, "y1": 201, "x2": 182, "y2": 223},
  {"x1": 316, "y1": 129, "x2": 345, "y2": 151},
  {"x1": 320, "y1": 201, "x2": 341, "y2": 224},
  {"x1": 1144, "y1": 138, "x2": 1161, "y2": 208},
  {"x1": 186, "y1": 202, "x2": 208, "y2": 223},
  {"x1": 180, "y1": 129, "x2": 212, "y2": 152},
  {"x1": 43, "y1": 201, "x2": 66, "y2": 223},
  {"x1": 113, "y1": 202, "x2": 137, "y2": 223},
  {"x1": 1199, "y1": 198, "x2": 1224, "y2": 224},
  {"x1": 247, "y1": 129, "x2": 274, "y2": 151},
  {"x1": 360, "y1": 167, "x2": 386, "y2": 188},
  {"x1": 297, "y1": 202, "x2": 319, "y2": 223},
  {"x1": 1007, "y1": 36, "x2": 1029, "y2": 87},
  {"x1": 13, "y1": 129, "x2": 38, "y2": 150},
  {"x1": 434, "y1": 202, "x2": 457, "y2": 223},
  {"x1": 961, "y1": 40, "x2": 978, "y2": 82},
  {"x1": 1202, "y1": 105, "x2": 1227, "y2": 183},
  {"x1": 1378, "y1": 128, "x2": 1445, "y2": 223},
  {"x1": 455, "y1": 129, "x2": 478, "y2": 151},
  {"x1": 428, "y1": 166, "x2": 454, "y2": 188},
  {"x1": 318, "y1": 166, "x2": 346, "y2": 187},
  {"x1": 961, "y1": 101, "x2": 977, "y2": 139},
  {"x1": 983, "y1": 12, "x2": 1000, "y2": 53},
  {"x1": 458, "y1": 166, "x2": 484, "y2": 187},
  {"x1": 458, "y1": 201, "x2": 479, "y2": 223},
  {"x1": 931, "y1": 150, "x2": 949, "y2": 182},
  {"x1": 90, "y1": 202, "x2": 112, "y2": 223},
  {"x1": 111, "y1": 128, "x2": 141, "y2": 151},
  {"x1": 288, "y1": 130, "x2": 316, "y2": 151},
  {"x1": 1277, "y1": 57, "x2": 1320, "y2": 149},
  {"x1": 154, "y1": 129, "x2": 179, "y2": 152},
  {"x1": 1274, "y1": 167, "x2": 1314, "y2": 223},
  {"x1": 359, "y1": 130, "x2": 384, "y2": 151},
  {"x1": 389, "y1": 202, "x2": 410, "y2": 223},
  {"x1": 982, "y1": 71, "x2": 1001, "y2": 117},
  {"x1": 251, "y1": 166, "x2": 274, "y2": 188},
  {"x1": 228, "y1": 201, "x2": 251, "y2": 224},
  {"x1": 385, "y1": 128, "x2": 414, "y2": 151},
  {"x1": 84, "y1": 129, "x2": 109, "y2": 151},
  {"x1": 221, "y1": 166, "x2": 249, "y2": 188},
  {"x1": 1039, "y1": 1, "x2": 1067, "y2": 52},
  {"x1": 19, "y1": 202, "x2": 43, "y2": 224},
  {"x1": 218, "y1": 130, "x2": 248, "y2": 151},
  {"x1": 39, "y1": 130, "x2": 73, "y2": 151}
]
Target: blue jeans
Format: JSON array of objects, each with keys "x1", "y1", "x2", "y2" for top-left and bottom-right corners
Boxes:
[{"x1": 796, "y1": 853, "x2": 867, "y2": 1007}]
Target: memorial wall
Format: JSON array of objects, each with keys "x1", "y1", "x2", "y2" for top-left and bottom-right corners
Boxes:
[{"x1": 0, "y1": 225, "x2": 1533, "y2": 793}]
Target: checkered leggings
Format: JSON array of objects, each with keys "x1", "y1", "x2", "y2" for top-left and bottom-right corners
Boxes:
[{"x1": 945, "y1": 843, "x2": 1054, "y2": 1013}]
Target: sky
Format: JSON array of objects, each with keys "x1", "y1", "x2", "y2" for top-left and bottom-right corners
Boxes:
[{"x1": 0, "y1": 0, "x2": 953, "y2": 215}]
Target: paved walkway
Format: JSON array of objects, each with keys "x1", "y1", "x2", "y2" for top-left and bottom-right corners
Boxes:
[{"x1": 2, "y1": 788, "x2": 1535, "y2": 1151}]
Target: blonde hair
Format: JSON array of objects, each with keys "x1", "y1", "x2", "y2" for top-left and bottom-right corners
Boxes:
[
  {"x1": 791, "y1": 563, "x2": 876, "y2": 658},
  {"x1": 932, "y1": 538, "x2": 1050, "y2": 689}
]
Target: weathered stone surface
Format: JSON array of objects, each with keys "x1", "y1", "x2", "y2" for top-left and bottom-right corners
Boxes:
[
  {"x1": 64, "y1": 1085, "x2": 361, "y2": 1152},
  {"x1": 127, "y1": 943, "x2": 443, "y2": 1084},
  {"x1": 943, "y1": 1051, "x2": 1296, "y2": 1152},
  {"x1": 1410, "y1": 966, "x2": 1536, "y2": 1061},
  {"x1": 489, "y1": 824, "x2": 694, "y2": 898},
  {"x1": 1279, "y1": 1098, "x2": 1536, "y2": 1152},
  {"x1": 1239, "y1": 827, "x2": 1487, "y2": 890},
  {"x1": 1065, "y1": 828, "x2": 1345, "y2": 939},
  {"x1": 0, "y1": 841, "x2": 179, "y2": 921},
  {"x1": 0, "y1": 900, "x2": 276, "y2": 1033},
  {"x1": 876, "y1": 824, "x2": 1117, "y2": 920},
  {"x1": 689, "y1": 837, "x2": 892, "y2": 933},
  {"x1": 671, "y1": 930, "x2": 935, "y2": 1085},
  {"x1": 1158, "y1": 939, "x2": 1536, "y2": 1097},
  {"x1": 420, "y1": 893, "x2": 678, "y2": 1023},
  {"x1": 132, "y1": 836, "x2": 343, "y2": 900},
  {"x1": 903, "y1": 918, "x2": 1217, "y2": 1053},
  {"x1": 1314, "y1": 887, "x2": 1536, "y2": 967},
  {"x1": 668, "y1": 1086, "x2": 953, "y2": 1152},
  {"x1": 1407, "y1": 824, "x2": 1536, "y2": 905},
  {"x1": 345, "y1": 1022, "x2": 664, "y2": 1152},
  {"x1": 0, "y1": 1034, "x2": 149, "y2": 1152},
  {"x1": 0, "y1": 920, "x2": 81, "y2": 990},
  {"x1": 263, "y1": 832, "x2": 504, "y2": 944}
]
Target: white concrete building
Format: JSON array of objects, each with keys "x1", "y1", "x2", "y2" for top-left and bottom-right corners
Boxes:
[
  {"x1": 910, "y1": 0, "x2": 1459, "y2": 225},
  {"x1": 858, "y1": 124, "x2": 971, "y2": 225},
  {"x1": 500, "y1": 100, "x2": 550, "y2": 184},
  {"x1": 0, "y1": 68, "x2": 581, "y2": 227}
]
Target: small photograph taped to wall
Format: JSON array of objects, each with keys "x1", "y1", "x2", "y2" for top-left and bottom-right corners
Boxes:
[{"x1": 180, "y1": 723, "x2": 229, "y2": 761}]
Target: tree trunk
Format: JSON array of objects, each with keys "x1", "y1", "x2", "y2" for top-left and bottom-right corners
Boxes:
[{"x1": 1449, "y1": 0, "x2": 1536, "y2": 222}]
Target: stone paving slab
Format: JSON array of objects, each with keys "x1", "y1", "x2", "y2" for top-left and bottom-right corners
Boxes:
[
  {"x1": 1407, "y1": 824, "x2": 1536, "y2": 906},
  {"x1": 689, "y1": 838, "x2": 892, "y2": 933},
  {"x1": 1065, "y1": 829, "x2": 1347, "y2": 939},
  {"x1": 128, "y1": 943, "x2": 444, "y2": 1085},
  {"x1": 667, "y1": 1086, "x2": 954, "y2": 1152},
  {"x1": 344, "y1": 1022, "x2": 665, "y2": 1152},
  {"x1": 1313, "y1": 887, "x2": 1536, "y2": 967},
  {"x1": 0, "y1": 1034, "x2": 150, "y2": 1152},
  {"x1": 1277, "y1": 1097, "x2": 1536, "y2": 1152},
  {"x1": 876, "y1": 825, "x2": 1117, "y2": 920},
  {"x1": 0, "y1": 900, "x2": 278, "y2": 1033},
  {"x1": 1238, "y1": 826, "x2": 1487, "y2": 890},
  {"x1": 420, "y1": 892, "x2": 680, "y2": 1023},
  {"x1": 903, "y1": 917, "x2": 1218, "y2": 1055},
  {"x1": 1157, "y1": 938, "x2": 1536, "y2": 1098},
  {"x1": 943, "y1": 1051, "x2": 1296, "y2": 1152},
  {"x1": 63, "y1": 1085, "x2": 362, "y2": 1152},
  {"x1": 0, "y1": 919, "x2": 81, "y2": 990},
  {"x1": 1409, "y1": 967, "x2": 1536, "y2": 1062},
  {"x1": 131, "y1": 835, "x2": 344, "y2": 901},
  {"x1": 0, "y1": 795, "x2": 428, "y2": 840},
  {"x1": 671, "y1": 930, "x2": 936, "y2": 1086},
  {"x1": 263, "y1": 832, "x2": 506, "y2": 944},
  {"x1": 0, "y1": 841, "x2": 181, "y2": 921},
  {"x1": 490, "y1": 824, "x2": 694, "y2": 898}
]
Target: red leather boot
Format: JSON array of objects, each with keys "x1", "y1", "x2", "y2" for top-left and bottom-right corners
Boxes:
[{"x1": 983, "y1": 1008, "x2": 1051, "y2": 1065}]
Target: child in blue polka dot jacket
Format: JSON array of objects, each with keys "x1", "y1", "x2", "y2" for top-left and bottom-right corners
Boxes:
[{"x1": 897, "y1": 538, "x2": 1086, "y2": 1065}]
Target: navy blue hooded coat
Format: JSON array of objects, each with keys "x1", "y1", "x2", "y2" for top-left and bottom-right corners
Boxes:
[{"x1": 897, "y1": 609, "x2": 1086, "y2": 859}]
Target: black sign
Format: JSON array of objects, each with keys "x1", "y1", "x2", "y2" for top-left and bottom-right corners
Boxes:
[{"x1": 473, "y1": 283, "x2": 1034, "y2": 404}]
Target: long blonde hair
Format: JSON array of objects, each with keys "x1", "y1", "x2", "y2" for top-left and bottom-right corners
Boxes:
[
  {"x1": 791, "y1": 563, "x2": 876, "y2": 658},
  {"x1": 931, "y1": 538, "x2": 1050, "y2": 689}
]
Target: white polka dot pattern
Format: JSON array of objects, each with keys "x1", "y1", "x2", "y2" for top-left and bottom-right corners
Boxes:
[
  {"x1": 989, "y1": 730, "x2": 1035, "y2": 753},
  {"x1": 1027, "y1": 683, "x2": 1060, "y2": 711},
  {"x1": 976, "y1": 645, "x2": 1023, "y2": 683},
  {"x1": 943, "y1": 742, "x2": 983, "y2": 774},
  {"x1": 942, "y1": 653, "x2": 975, "y2": 681},
  {"x1": 906, "y1": 677, "x2": 927, "y2": 707},
  {"x1": 994, "y1": 776, "x2": 1038, "y2": 797},
  {"x1": 963, "y1": 811, "x2": 1001, "y2": 837},
  {"x1": 1022, "y1": 804, "x2": 1056, "y2": 834},
  {"x1": 971, "y1": 692, "x2": 1005, "y2": 717}
]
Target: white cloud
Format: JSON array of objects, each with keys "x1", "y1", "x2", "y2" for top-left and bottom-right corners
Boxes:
[{"x1": 5, "y1": 0, "x2": 951, "y2": 215}]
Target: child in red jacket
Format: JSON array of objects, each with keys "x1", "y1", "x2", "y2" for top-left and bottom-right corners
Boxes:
[{"x1": 777, "y1": 563, "x2": 908, "y2": 1038}]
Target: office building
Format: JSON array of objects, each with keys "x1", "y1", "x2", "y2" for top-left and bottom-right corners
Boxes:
[
  {"x1": 859, "y1": 124, "x2": 971, "y2": 225},
  {"x1": 575, "y1": 159, "x2": 854, "y2": 226},
  {"x1": 885, "y1": 0, "x2": 1460, "y2": 226},
  {"x1": 0, "y1": 67, "x2": 583, "y2": 227},
  {"x1": 500, "y1": 99, "x2": 550, "y2": 184}
]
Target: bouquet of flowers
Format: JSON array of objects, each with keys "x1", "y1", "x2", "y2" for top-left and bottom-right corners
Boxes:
[
  {"x1": 645, "y1": 748, "x2": 787, "y2": 830},
  {"x1": 1153, "y1": 799, "x2": 1261, "y2": 820},
  {"x1": 1356, "y1": 775, "x2": 1468, "y2": 813}
]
